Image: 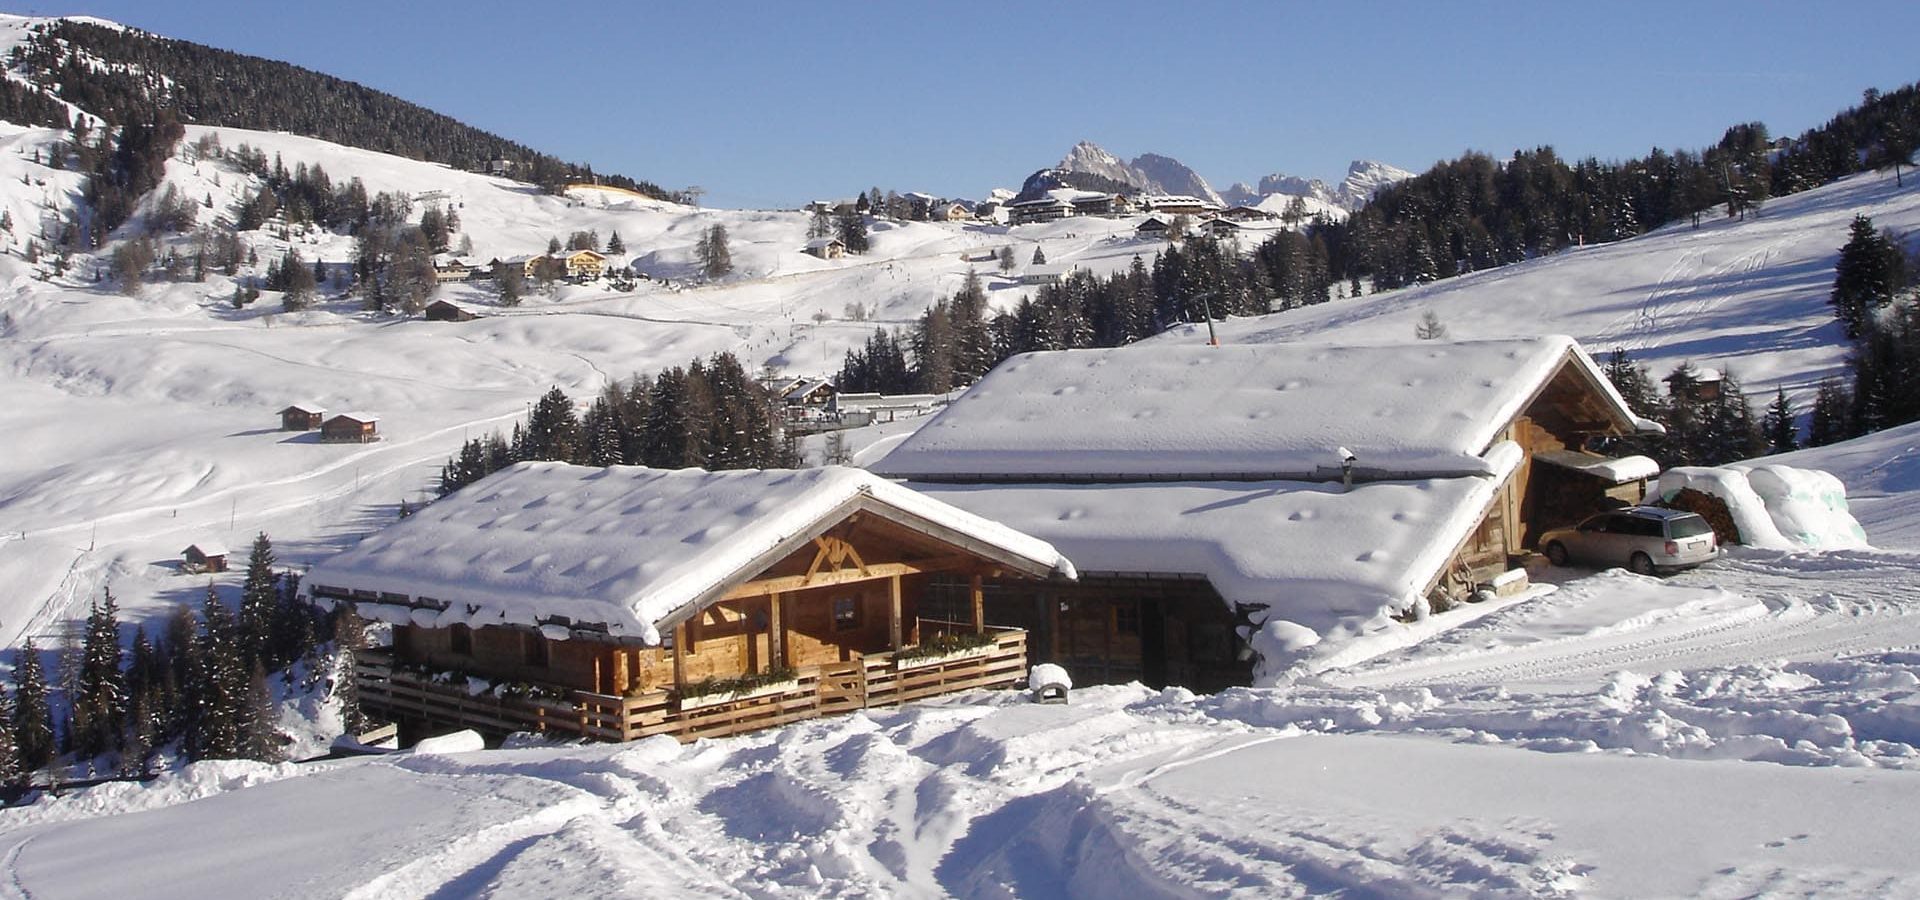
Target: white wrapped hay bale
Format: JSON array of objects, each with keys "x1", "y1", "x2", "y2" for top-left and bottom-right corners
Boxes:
[{"x1": 1657, "y1": 464, "x2": 1869, "y2": 551}]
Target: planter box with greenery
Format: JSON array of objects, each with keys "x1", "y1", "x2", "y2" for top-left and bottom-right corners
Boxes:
[
  {"x1": 893, "y1": 632, "x2": 997, "y2": 670},
  {"x1": 675, "y1": 668, "x2": 800, "y2": 711}
]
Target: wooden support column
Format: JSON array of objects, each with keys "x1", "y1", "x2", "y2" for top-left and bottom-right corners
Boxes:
[
  {"x1": 672, "y1": 623, "x2": 687, "y2": 690},
  {"x1": 970, "y1": 574, "x2": 985, "y2": 634},
  {"x1": 889, "y1": 574, "x2": 903, "y2": 652},
  {"x1": 768, "y1": 592, "x2": 784, "y2": 671}
]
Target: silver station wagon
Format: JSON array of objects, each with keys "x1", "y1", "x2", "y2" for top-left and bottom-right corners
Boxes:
[{"x1": 1538, "y1": 507, "x2": 1720, "y2": 575}]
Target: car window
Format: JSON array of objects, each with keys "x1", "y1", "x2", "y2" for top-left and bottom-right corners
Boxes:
[
  {"x1": 1578, "y1": 515, "x2": 1608, "y2": 532},
  {"x1": 1634, "y1": 518, "x2": 1666, "y2": 537},
  {"x1": 1667, "y1": 515, "x2": 1713, "y2": 538}
]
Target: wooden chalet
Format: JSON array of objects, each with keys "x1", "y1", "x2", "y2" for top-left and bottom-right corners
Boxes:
[
  {"x1": 432, "y1": 255, "x2": 476, "y2": 283},
  {"x1": 303, "y1": 464, "x2": 1075, "y2": 744},
  {"x1": 424, "y1": 299, "x2": 481, "y2": 322},
  {"x1": 320, "y1": 412, "x2": 380, "y2": 444},
  {"x1": 805, "y1": 238, "x2": 846, "y2": 259},
  {"x1": 182, "y1": 542, "x2": 228, "y2": 574},
  {"x1": 933, "y1": 202, "x2": 971, "y2": 222},
  {"x1": 279, "y1": 404, "x2": 326, "y2": 431},
  {"x1": 874, "y1": 336, "x2": 1665, "y2": 687},
  {"x1": 1664, "y1": 365, "x2": 1725, "y2": 402},
  {"x1": 555, "y1": 249, "x2": 608, "y2": 280},
  {"x1": 1135, "y1": 217, "x2": 1170, "y2": 239}
]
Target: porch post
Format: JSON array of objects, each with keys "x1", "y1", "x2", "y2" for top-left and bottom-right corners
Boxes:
[
  {"x1": 889, "y1": 574, "x2": 903, "y2": 652},
  {"x1": 672, "y1": 622, "x2": 687, "y2": 690},
  {"x1": 768, "y1": 592, "x2": 784, "y2": 671},
  {"x1": 970, "y1": 574, "x2": 985, "y2": 634}
]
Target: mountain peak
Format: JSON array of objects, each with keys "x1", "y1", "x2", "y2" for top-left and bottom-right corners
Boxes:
[{"x1": 1057, "y1": 142, "x2": 1150, "y2": 191}]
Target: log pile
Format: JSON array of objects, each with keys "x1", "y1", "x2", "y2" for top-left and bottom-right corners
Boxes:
[{"x1": 1662, "y1": 488, "x2": 1740, "y2": 544}]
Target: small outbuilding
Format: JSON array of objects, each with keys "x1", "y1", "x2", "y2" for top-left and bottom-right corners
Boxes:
[
  {"x1": 182, "y1": 542, "x2": 229, "y2": 574},
  {"x1": 279, "y1": 404, "x2": 326, "y2": 431},
  {"x1": 424, "y1": 300, "x2": 481, "y2": 322},
  {"x1": 321, "y1": 413, "x2": 380, "y2": 444},
  {"x1": 805, "y1": 238, "x2": 846, "y2": 260}
]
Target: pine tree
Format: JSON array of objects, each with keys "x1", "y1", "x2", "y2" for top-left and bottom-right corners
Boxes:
[
  {"x1": 835, "y1": 211, "x2": 869, "y2": 254},
  {"x1": 1762, "y1": 387, "x2": 1799, "y2": 454},
  {"x1": 1414, "y1": 309, "x2": 1447, "y2": 340},
  {"x1": 71, "y1": 589, "x2": 126, "y2": 761},
  {"x1": 332, "y1": 606, "x2": 368, "y2": 735},
  {"x1": 546, "y1": 235, "x2": 561, "y2": 254},
  {"x1": 1831, "y1": 215, "x2": 1902, "y2": 339},
  {"x1": 238, "y1": 532, "x2": 277, "y2": 667},
  {"x1": 1031, "y1": 245, "x2": 1047, "y2": 265},
  {"x1": 187, "y1": 586, "x2": 246, "y2": 761},
  {"x1": 12, "y1": 640, "x2": 54, "y2": 772},
  {"x1": 0, "y1": 684, "x2": 20, "y2": 788},
  {"x1": 997, "y1": 245, "x2": 1015, "y2": 274},
  {"x1": 522, "y1": 386, "x2": 581, "y2": 462},
  {"x1": 697, "y1": 223, "x2": 733, "y2": 279},
  {"x1": 237, "y1": 659, "x2": 281, "y2": 763},
  {"x1": 607, "y1": 230, "x2": 625, "y2": 255}
]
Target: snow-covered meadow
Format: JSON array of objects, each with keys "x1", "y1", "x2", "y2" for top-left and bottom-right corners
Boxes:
[{"x1": 2, "y1": 51, "x2": 1920, "y2": 893}]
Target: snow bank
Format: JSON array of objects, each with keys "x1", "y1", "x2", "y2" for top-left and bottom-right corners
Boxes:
[
  {"x1": 412, "y1": 730, "x2": 486, "y2": 755},
  {"x1": 1658, "y1": 464, "x2": 1869, "y2": 551}
]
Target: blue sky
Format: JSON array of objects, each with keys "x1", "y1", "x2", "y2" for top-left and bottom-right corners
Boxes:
[{"x1": 16, "y1": 1, "x2": 1920, "y2": 208}]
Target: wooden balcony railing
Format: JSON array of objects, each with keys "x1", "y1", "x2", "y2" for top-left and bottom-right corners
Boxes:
[{"x1": 354, "y1": 626, "x2": 1028, "y2": 744}]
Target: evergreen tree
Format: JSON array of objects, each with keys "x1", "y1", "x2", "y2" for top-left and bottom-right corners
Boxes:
[
  {"x1": 1031, "y1": 244, "x2": 1047, "y2": 265},
  {"x1": 697, "y1": 223, "x2": 733, "y2": 279},
  {"x1": 997, "y1": 245, "x2": 1015, "y2": 274},
  {"x1": 607, "y1": 230, "x2": 625, "y2": 255},
  {"x1": 1762, "y1": 387, "x2": 1799, "y2": 453},
  {"x1": 186, "y1": 586, "x2": 245, "y2": 761},
  {"x1": 12, "y1": 640, "x2": 54, "y2": 772},
  {"x1": 1414, "y1": 309, "x2": 1447, "y2": 340},
  {"x1": 522, "y1": 386, "x2": 582, "y2": 462},
  {"x1": 71, "y1": 589, "x2": 126, "y2": 761},
  {"x1": 1830, "y1": 215, "x2": 1903, "y2": 339},
  {"x1": 237, "y1": 659, "x2": 281, "y2": 763},
  {"x1": 332, "y1": 605, "x2": 368, "y2": 735},
  {"x1": 0, "y1": 684, "x2": 20, "y2": 788},
  {"x1": 835, "y1": 211, "x2": 869, "y2": 254},
  {"x1": 238, "y1": 533, "x2": 278, "y2": 666}
]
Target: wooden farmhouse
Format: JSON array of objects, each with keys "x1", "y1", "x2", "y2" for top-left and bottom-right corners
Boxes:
[
  {"x1": 555, "y1": 249, "x2": 608, "y2": 281},
  {"x1": 279, "y1": 403, "x2": 326, "y2": 431},
  {"x1": 320, "y1": 412, "x2": 380, "y2": 444},
  {"x1": 303, "y1": 464, "x2": 1075, "y2": 744},
  {"x1": 1135, "y1": 217, "x2": 1170, "y2": 240},
  {"x1": 933, "y1": 202, "x2": 971, "y2": 222},
  {"x1": 872, "y1": 336, "x2": 1663, "y2": 689},
  {"x1": 182, "y1": 541, "x2": 228, "y2": 574},
  {"x1": 804, "y1": 238, "x2": 846, "y2": 260},
  {"x1": 424, "y1": 299, "x2": 481, "y2": 322}
]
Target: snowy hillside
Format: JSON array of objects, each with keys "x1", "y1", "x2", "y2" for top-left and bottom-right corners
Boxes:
[{"x1": 1178, "y1": 162, "x2": 1920, "y2": 409}]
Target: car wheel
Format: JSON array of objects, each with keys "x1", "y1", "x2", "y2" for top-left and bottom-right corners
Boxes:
[
  {"x1": 1629, "y1": 552, "x2": 1656, "y2": 576},
  {"x1": 1545, "y1": 542, "x2": 1569, "y2": 567}
]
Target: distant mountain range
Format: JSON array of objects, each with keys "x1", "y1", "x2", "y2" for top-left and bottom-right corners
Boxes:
[{"x1": 1040, "y1": 140, "x2": 1413, "y2": 215}]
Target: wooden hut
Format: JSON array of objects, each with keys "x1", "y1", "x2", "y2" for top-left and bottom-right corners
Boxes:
[
  {"x1": 424, "y1": 300, "x2": 480, "y2": 322},
  {"x1": 182, "y1": 541, "x2": 229, "y2": 574},
  {"x1": 320, "y1": 413, "x2": 380, "y2": 444},
  {"x1": 279, "y1": 404, "x2": 326, "y2": 431},
  {"x1": 875, "y1": 335, "x2": 1665, "y2": 688},
  {"x1": 303, "y1": 464, "x2": 1074, "y2": 744}
]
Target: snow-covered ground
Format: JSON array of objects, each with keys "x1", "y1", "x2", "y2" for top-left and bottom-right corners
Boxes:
[{"x1": 3, "y1": 53, "x2": 1920, "y2": 893}]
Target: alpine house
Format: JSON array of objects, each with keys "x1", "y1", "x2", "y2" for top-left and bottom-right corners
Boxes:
[{"x1": 871, "y1": 335, "x2": 1663, "y2": 686}]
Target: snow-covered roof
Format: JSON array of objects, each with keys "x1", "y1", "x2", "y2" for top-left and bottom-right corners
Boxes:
[
  {"x1": 1022, "y1": 263, "x2": 1076, "y2": 278},
  {"x1": 805, "y1": 237, "x2": 844, "y2": 250},
  {"x1": 279, "y1": 403, "x2": 325, "y2": 415},
  {"x1": 184, "y1": 541, "x2": 228, "y2": 557},
  {"x1": 874, "y1": 336, "x2": 1653, "y2": 482},
  {"x1": 915, "y1": 442, "x2": 1522, "y2": 635},
  {"x1": 1010, "y1": 196, "x2": 1073, "y2": 209},
  {"x1": 1533, "y1": 450, "x2": 1660, "y2": 484},
  {"x1": 303, "y1": 463, "x2": 1074, "y2": 644},
  {"x1": 330, "y1": 412, "x2": 379, "y2": 424},
  {"x1": 783, "y1": 379, "x2": 833, "y2": 401}
]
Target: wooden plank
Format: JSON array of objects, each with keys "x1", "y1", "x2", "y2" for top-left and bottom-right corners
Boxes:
[
  {"x1": 769, "y1": 591, "x2": 784, "y2": 671},
  {"x1": 889, "y1": 574, "x2": 903, "y2": 652},
  {"x1": 971, "y1": 574, "x2": 985, "y2": 634},
  {"x1": 672, "y1": 623, "x2": 687, "y2": 690},
  {"x1": 721, "y1": 556, "x2": 973, "y2": 601}
]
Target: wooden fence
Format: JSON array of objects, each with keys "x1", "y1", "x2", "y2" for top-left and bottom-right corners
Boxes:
[{"x1": 355, "y1": 626, "x2": 1027, "y2": 744}]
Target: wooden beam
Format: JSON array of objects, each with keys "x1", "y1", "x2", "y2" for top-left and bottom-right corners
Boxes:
[
  {"x1": 970, "y1": 574, "x2": 985, "y2": 634},
  {"x1": 672, "y1": 623, "x2": 687, "y2": 691},
  {"x1": 889, "y1": 575, "x2": 903, "y2": 652},
  {"x1": 768, "y1": 591, "x2": 784, "y2": 671},
  {"x1": 720, "y1": 555, "x2": 974, "y2": 601}
]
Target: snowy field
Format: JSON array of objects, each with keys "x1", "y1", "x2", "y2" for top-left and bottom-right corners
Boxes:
[{"x1": 2, "y1": 81, "x2": 1920, "y2": 894}]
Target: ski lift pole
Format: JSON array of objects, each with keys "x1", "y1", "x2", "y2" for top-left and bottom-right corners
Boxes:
[{"x1": 1194, "y1": 291, "x2": 1220, "y2": 346}]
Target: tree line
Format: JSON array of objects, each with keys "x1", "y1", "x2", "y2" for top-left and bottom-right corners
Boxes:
[
  {"x1": 10, "y1": 21, "x2": 679, "y2": 200},
  {"x1": 437, "y1": 351, "x2": 796, "y2": 496},
  {"x1": 0, "y1": 534, "x2": 359, "y2": 786}
]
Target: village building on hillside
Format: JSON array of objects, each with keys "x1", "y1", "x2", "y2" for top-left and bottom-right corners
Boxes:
[
  {"x1": 1007, "y1": 196, "x2": 1074, "y2": 226},
  {"x1": 871, "y1": 336, "x2": 1662, "y2": 689},
  {"x1": 933, "y1": 201, "x2": 971, "y2": 222},
  {"x1": 182, "y1": 541, "x2": 228, "y2": 574},
  {"x1": 1664, "y1": 366, "x2": 1725, "y2": 402},
  {"x1": 554, "y1": 249, "x2": 608, "y2": 281},
  {"x1": 304, "y1": 464, "x2": 1074, "y2": 744},
  {"x1": 279, "y1": 403, "x2": 326, "y2": 431},
  {"x1": 431, "y1": 254, "x2": 477, "y2": 283},
  {"x1": 1205, "y1": 217, "x2": 1285, "y2": 241},
  {"x1": 1137, "y1": 194, "x2": 1221, "y2": 216},
  {"x1": 320, "y1": 412, "x2": 380, "y2": 444},
  {"x1": 424, "y1": 299, "x2": 482, "y2": 322},
  {"x1": 1018, "y1": 262, "x2": 1077, "y2": 285},
  {"x1": 805, "y1": 238, "x2": 846, "y2": 259},
  {"x1": 1219, "y1": 205, "x2": 1278, "y2": 222},
  {"x1": 783, "y1": 378, "x2": 837, "y2": 413},
  {"x1": 1134, "y1": 217, "x2": 1170, "y2": 240}
]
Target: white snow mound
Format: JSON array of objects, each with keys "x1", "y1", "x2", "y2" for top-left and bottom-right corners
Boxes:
[{"x1": 1658, "y1": 464, "x2": 1869, "y2": 551}]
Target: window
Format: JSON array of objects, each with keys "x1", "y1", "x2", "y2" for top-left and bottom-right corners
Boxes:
[
  {"x1": 1667, "y1": 515, "x2": 1714, "y2": 538},
  {"x1": 833, "y1": 596, "x2": 860, "y2": 631},
  {"x1": 450, "y1": 623, "x2": 472, "y2": 655},
  {"x1": 523, "y1": 632, "x2": 550, "y2": 668},
  {"x1": 1114, "y1": 603, "x2": 1140, "y2": 636}
]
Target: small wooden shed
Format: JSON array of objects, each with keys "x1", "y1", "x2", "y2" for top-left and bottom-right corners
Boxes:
[
  {"x1": 321, "y1": 413, "x2": 380, "y2": 444},
  {"x1": 424, "y1": 300, "x2": 480, "y2": 322},
  {"x1": 279, "y1": 404, "x2": 326, "y2": 431},
  {"x1": 182, "y1": 542, "x2": 229, "y2": 574}
]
